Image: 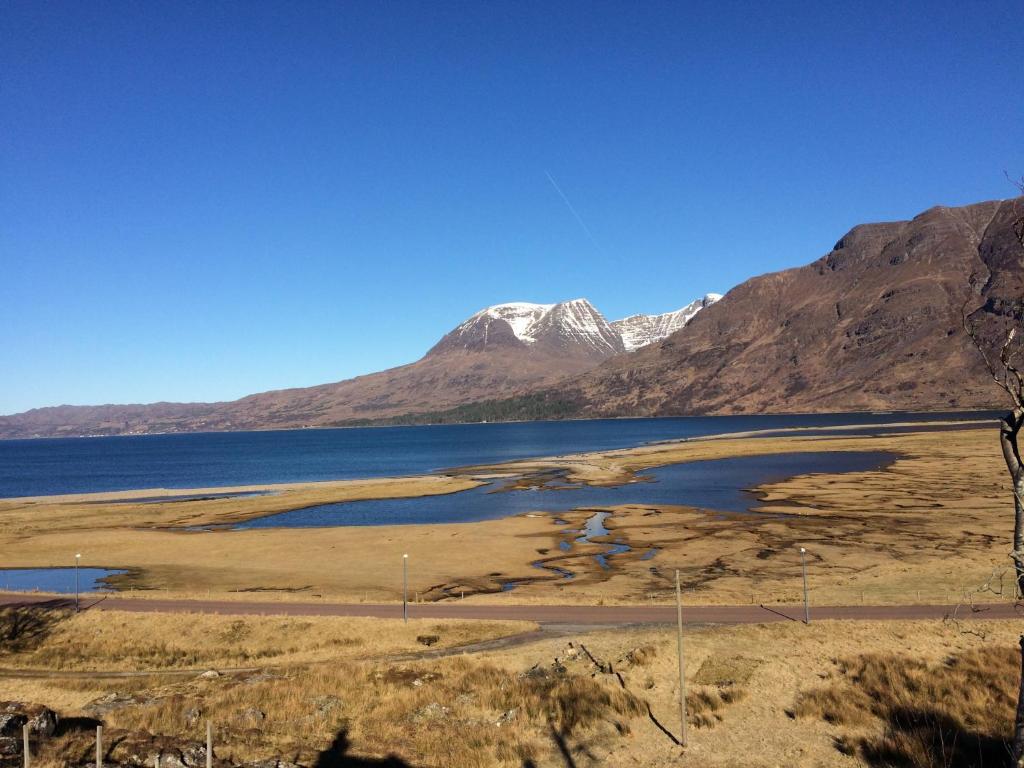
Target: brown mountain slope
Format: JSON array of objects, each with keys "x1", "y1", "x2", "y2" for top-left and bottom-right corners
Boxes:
[
  {"x1": 564, "y1": 197, "x2": 1023, "y2": 416},
  {"x1": 0, "y1": 345, "x2": 606, "y2": 438},
  {"x1": 0, "y1": 299, "x2": 637, "y2": 438}
]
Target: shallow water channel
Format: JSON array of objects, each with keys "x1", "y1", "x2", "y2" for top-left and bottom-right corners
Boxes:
[{"x1": 237, "y1": 450, "x2": 896, "y2": 529}]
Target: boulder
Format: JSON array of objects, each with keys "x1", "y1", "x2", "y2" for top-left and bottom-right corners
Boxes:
[{"x1": 0, "y1": 702, "x2": 58, "y2": 740}]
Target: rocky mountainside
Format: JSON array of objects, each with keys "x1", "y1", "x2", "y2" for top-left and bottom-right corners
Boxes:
[
  {"x1": 611, "y1": 294, "x2": 722, "y2": 351},
  {"x1": 0, "y1": 296, "x2": 713, "y2": 438},
  {"x1": 552, "y1": 197, "x2": 1022, "y2": 416}
]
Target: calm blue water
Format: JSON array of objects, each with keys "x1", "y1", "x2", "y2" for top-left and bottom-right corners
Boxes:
[
  {"x1": 237, "y1": 450, "x2": 896, "y2": 528},
  {"x1": 0, "y1": 411, "x2": 993, "y2": 498},
  {"x1": 0, "y1": 567, "x2": 126, "y2": 593}
]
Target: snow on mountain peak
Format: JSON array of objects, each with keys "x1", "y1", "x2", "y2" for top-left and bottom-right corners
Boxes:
[
  {"x1": 431, "y1": 294, "x2": 721, "y2": 358},
  {"x1": 467, "y1": 302, "x2": 554, "y2": 343},
  {"x1": 611, "y1": 294, "x2": 722, "y2": 352}
]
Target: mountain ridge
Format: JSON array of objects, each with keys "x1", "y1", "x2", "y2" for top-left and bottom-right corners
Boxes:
[
  {"x1": 0, "y1": 295, "x2": 715, "y2": 438},
  {"x1": 3, "y1": 195, "x2": 1019, "y2": 439}
]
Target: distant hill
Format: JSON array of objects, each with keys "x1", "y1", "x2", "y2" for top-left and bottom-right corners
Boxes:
[{"x1": 0, "y1": 296, "x2": 714, "y2": 438}]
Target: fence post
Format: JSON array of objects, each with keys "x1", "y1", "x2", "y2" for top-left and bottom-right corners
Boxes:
[
  {"x1": 206, "y1": 721, "x2": 212, "y2": 768},
  {"x1": 22, "y1": 724, "x2": 29, "y2": 768},
  {"x1": 96, "y1": 725, "x2": 102, "y2": 768},
  {"x1": 675, "y1": 569, "x2": 688, "y2": 747}
]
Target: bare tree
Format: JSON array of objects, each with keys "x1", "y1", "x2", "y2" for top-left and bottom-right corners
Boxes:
[{"x1": 963, "y1": 180, "x2": 1024, "y2": 766}]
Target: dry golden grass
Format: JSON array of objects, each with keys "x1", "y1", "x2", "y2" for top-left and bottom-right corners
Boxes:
[
  {"x1": 21, "y1": 655, "x2": 649, "y2": 768},
  {"x1": 0, "y1": 608, "x2": 535, "y2": 672},
  {"x1": 792, "y1": 646, "x2": 1018, "y2": 767},
  {"x1": 4, "y1": 612, "x2": 1023, "y2": 767}
]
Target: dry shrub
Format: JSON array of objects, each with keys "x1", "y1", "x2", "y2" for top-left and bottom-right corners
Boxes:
[
  {"x1": 39, "y1": 655, "x2": 648, "y2": 768},
  {"x1": 688, "y1": 688, "x2": 723, "y2": 729},
  {"x1": 622, "y1": 644, "x2": 657, "y2": 667},
  {"x1": 686, "y1": 684, "x2": 747, "y2": 730},
  {"x1": 790, "y1": 686, "x2": 875, "y2": 727},
  {"x1": 792, "y1": 646, "x2": 1018, "y2": 767}
]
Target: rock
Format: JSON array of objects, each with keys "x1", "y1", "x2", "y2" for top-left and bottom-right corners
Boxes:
[
  {"x1": 231, "y1": 708, "x2": 265, "y2": 728},
  {"x1": 155, "y1": 751, "x2": 188, "y2": 768},
  {"x1": 0, "y1": 702, "x2": 58, "y2": 740},
  {"x1": 312, "y1": 696, "x2": 342, "y2": 716},
  {"x1": 416, "y1": 635, "x2": 440, "y2": 647},
  {"x1": 520, "y1": 663, "x2": 550, "y2": 680},
  {"x1": 0, "y1": 736, "x2": 21, "y2": 757},
  {"x1": 183, "y1": 707, "x2": 202, "y2": 728},
  {"x1": 495, "y1": 708, "x2": 518, "y2": 727},
  {"x1": 242, "y1": 673, "x2": 281, "y2": 685},
  {"x1": 85, "y1": 692, "x2": 144, "y2": 717},
  {"x1": 180, "y1": 743, "x2": 209, "y2": 768},
  {"x1": 0, "y1": 713, "x2": 26, "y2": 738},
  {"x1": 26, "y1": 708, "x2": 57, "y2": 738},
  {"x1": 198, "y1": 670, "x2": 221, "y2": 679},
  {"x1": 410, "y1": 702, "x2": 449, "y2": 723}
]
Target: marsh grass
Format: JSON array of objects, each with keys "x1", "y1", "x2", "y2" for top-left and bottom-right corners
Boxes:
[{"x1": 792, "y1": 646, "x2": 1017, "y2": 767}]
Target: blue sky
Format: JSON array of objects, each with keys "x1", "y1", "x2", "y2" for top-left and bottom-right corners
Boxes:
[{"x1": 2, "y1": 1, "x2": 1022, "y2": 414}]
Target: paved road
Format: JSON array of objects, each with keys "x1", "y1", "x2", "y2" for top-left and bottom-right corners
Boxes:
[{"x1": 1, "y1": 593, "x2": 1018, "y2": 624}]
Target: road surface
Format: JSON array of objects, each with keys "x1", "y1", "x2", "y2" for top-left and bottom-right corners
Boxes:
[{"x1": 1, "y1": 593, "x2": 1018, "y2": 625}]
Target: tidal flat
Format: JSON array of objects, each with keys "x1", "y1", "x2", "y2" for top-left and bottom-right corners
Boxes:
[{"x1": 0, "y1": 422, "x2": 1012, "y2": 606}]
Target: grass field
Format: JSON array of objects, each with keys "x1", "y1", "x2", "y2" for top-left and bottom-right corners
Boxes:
[{"x1": 1, "y1": 607, "x2": 1019, "y2": 767}]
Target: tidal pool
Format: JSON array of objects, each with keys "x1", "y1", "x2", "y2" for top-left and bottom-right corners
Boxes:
[{"x1": 0, "y1": 567, "x2": 126, "y2": 593}]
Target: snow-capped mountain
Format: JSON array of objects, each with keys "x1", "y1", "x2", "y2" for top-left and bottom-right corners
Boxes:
[
  {"x1": 611, "y1": 293, "x2": 722, "y2": 351},
  {"x1": 0, "y1": 291, "x2": 722, "y2": 437},
  {"x1": 429, "y1": 298, "x2": 625, "y2": 359},
  {"x1": 429, "y1": 295, "x2": 719, "y2": 359}
]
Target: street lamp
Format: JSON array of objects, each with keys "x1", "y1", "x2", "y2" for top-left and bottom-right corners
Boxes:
[
  {"x1": 75, "y1": 553, "x2": 81, "y2": 613},
  {"x1": 402, "y1": 554, "x2": 409, "y2": 624},
  {"x1": 799, "y1": 547, "x2": 810, "y2": 624}
]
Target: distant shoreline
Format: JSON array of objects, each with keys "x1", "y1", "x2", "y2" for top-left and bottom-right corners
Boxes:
[{"x1": 0, "y1": 406, "x2": 1003, "y2": 441}]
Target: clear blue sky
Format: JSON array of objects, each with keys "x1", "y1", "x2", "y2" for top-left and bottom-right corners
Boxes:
[{"x1": 2, "y1": 1, "x2": 1022, "y2": 414}]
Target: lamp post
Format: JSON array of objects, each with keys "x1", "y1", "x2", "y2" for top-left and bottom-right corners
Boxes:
[
  {"x1": 402, "y1": 554, "x2": 409, "y2": 624},
  {"x1": 799, "y1": 547, "x2": 810, "y2": 624},
  {"x1": 75, "y1": 553, "x2": 81, "y2": 613}
]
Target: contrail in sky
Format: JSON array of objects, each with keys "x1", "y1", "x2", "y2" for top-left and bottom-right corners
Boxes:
[{"x1": 544, "y1": 170, "x2": 601, "y2": 250}]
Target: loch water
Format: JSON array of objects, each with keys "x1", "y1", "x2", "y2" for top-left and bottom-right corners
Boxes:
[{"x1": 0, "y1": 410, "x2": 993, "y2": 498}]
